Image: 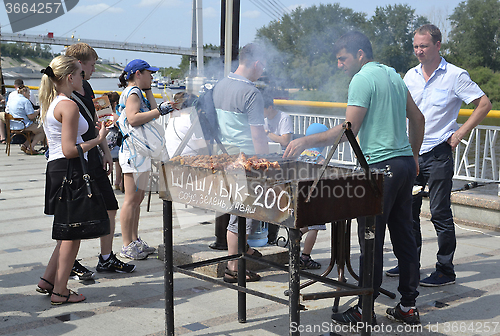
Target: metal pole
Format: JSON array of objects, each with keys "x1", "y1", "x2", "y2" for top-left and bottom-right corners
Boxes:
[
  {"x1": 224, "y1": 0, "x2": 233, "y2": 77},
  {"x1": 232, "y1": 0, "x2": 240, "y2": 67},
  {"x1": 195, "y1": 0, "x2": 204, "y2": 77},
  {"x1": 237, "y1": 216, "x2": 247, "y2": 322},
  {"x1": 220, "y1": 0, "x2": 226, "y2": 60},
  {"x1": 360, "y1": 216, "x2": 376, "y2": 336},
  {"x1": 190, "y1": 0, "x2": 197, "y2": 76},
  {"x1": 0, "y1": 25, "x2": 4, "y2": 95},
  {"x1": 164, "y1": 200, "x2": 174, "y2": 336},
  {"x1": 288, "y1": 228, "x2": 301, "y2": 336}
]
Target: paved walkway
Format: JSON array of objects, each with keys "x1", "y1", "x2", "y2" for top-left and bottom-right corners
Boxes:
[{"x1": 1, "y1": 143, "x2": 500, "y2": 336}]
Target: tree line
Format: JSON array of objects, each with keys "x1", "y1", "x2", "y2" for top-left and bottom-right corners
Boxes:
[
  {"x1": 254, "y1": 0, "x2": 500, "y2": 108},
  {"x1": 1, "y1": 42, "x2": 53, "y2": 60}
]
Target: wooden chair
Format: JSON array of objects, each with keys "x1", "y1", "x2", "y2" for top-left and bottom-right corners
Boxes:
[{"x1": 3, "y1": 113, "x2": 33, "y2": 156}]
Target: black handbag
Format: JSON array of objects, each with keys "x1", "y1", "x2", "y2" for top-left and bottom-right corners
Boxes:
[{"x1": 52, "y1": 144, "x2": 110, "y2": 240}]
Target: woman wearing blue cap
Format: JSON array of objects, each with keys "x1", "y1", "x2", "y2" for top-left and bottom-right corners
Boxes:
[{"x1": 117, "y1": 59, "x2": 173, "y2": 260}]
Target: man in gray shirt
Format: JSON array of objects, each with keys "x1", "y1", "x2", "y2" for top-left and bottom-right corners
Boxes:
[{"x1": 212, "y1": 43, "x2": 269, "y2": 283}]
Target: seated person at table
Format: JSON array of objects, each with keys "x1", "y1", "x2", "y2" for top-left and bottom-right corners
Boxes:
[
  {"x1": 263, "y1": 93, "x2": 293, "y2": 150},
  {"x1": 7, "y1": 86, "x2": 45, "y2": 154},
  {"x1": 166, "y1": 92, "x2": 206, "y2": 157}
]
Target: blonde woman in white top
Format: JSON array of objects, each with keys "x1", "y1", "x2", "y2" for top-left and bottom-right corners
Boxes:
[{"x1": 36, "y1": 55, "x2": 108, "y2": 305}]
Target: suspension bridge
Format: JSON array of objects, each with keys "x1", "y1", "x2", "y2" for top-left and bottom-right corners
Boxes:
[{"x1": 0, "y1": 32, "x2": 220, "y2": 57}]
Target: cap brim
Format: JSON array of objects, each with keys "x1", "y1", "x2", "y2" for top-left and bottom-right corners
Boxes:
[{"x1": 146, "y1": 66, "x2": 159, "y2": 72}]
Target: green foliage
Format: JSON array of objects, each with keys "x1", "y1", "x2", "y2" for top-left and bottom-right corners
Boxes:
[
  {"x1": 368, "y1": 4, "x2": 428, "y2": 73},
  {"x1": 256, "y1": 4, "x2": 367, "y2": 91},
  {"x1": 255, "y1": 3, "x2": 427, "y2": 100},
  {"x1": 464, "y1": 67, "x2": 500, "y2": 109},
  {"x1": 160, "y1": 66, "x2": 184, "y2": 79},
  {"x1": 446, "y1": 0, "x2": 500, "y2": 70},
  {"x1": 177, "y1": 43, "x2": 221, "y2": 79},
  {"x1": 1, "y1": 42, "x2": 53, "y2": 59}
]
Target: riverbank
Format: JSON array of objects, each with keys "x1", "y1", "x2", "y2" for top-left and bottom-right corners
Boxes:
[{"x1": 1, "y1": 56, "x2": 122, "y2": 80}]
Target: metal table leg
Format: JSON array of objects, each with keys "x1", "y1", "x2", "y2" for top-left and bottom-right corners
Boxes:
[
  {"x1": 237, "y1": 216, "x2": 247, "y2": 323},
  {"x1": 360, "y1": 216, "x2": 376, "y2": 336},
  {"x1": 164, "y1": 200, "x2": 174, "y2": 336},
  {"x1": 288, "y1": 228, "x2": 301, "y2": 336}
]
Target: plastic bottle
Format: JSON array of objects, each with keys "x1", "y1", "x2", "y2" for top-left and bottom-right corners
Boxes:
[{"x1": 247, "y1": 222, "x2": 268, "y2": 247}]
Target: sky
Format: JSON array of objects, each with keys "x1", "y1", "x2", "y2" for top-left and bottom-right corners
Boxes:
[{"x1": 0, "y1": 0, "x2": 464, "y2": 69}]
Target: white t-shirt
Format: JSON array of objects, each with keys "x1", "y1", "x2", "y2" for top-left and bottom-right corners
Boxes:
[
  {"x1": 264, "y1": 110, "x2": 293, "y2": 145},
  {"x1": 165, "y1": 107, "x2": 203, "y2": 157},
  {"x1": 43, "y1": 95, "x2": 88, "y2": 162}
]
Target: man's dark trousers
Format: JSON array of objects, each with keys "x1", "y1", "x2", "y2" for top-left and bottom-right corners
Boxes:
[
  {"x1": 357, "y1": 156, "x2": 420, "y2": 308},
  {"x1": 412, "y1": 141, "x2": 456, "y2": 278}
]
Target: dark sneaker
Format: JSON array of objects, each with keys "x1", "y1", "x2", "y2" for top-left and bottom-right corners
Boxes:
[
  {"x1": 331, "y1": 306, "x2": 377, "y2": 325},
  {"x1": 208, "y1": 242, "x2": 228, "y2": 250},
  {"x1": 96, "y1": 252, "x2": 136, "y2": 273},
  {"x1": 420, "y1": 271, "x2": 455, "y2": 287},
  {"x1": 385, "y1": 265, "x2": 399, "y2": 277},
  {"x1": 386, "y1": 303, "x2": 421, "y2": 325},
  {"x1": 70, "y1": 260, "x2": 95, "y2": 280}
]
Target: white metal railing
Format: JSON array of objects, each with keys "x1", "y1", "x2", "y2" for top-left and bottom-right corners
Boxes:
[{"x1": 289, "y1": 112, "x2": 500, "y2": 196}]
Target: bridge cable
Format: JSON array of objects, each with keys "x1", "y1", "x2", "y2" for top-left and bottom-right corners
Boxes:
[
  {"x1": 124, "y1": 0, "x2": 166, "y2": 42},
  {"x1": 254, "y1": 0, "x2": 282, "y2": 19},
  {"x1": 267, "y1": 0, "x2": 288, "y2": 17},
  {"x1": 249, "y1": 0, "x2": 280, "y2": 21},
  {"x1": 275, "y1": 0, "x2": 292, "y2": 15},
  {"x1": 62, "y1": 0, "x2": 126, "y2": 36}
]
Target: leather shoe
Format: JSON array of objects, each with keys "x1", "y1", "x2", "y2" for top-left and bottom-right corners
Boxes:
[{"x1": 209, "y1": 242, "x2": 228, "y2": 250}]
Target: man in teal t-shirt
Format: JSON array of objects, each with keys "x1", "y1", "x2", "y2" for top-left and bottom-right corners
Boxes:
[{"x1": 284, "y1": 31, "x2": 425, "y2": 326}]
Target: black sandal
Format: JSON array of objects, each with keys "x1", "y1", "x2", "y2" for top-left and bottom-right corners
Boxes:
[
  {"x1": 36, "y1": 277, "x2": 54, "y2": 295},
  {"x1": 300, "y1": 256, "x2": 322, "y2": 269},
  {"x1": 245, "y1": 243, "x2": 263, "y2": 258},
  {"x1": 51, "y1": 289, "x2": 85, "y2": 305},
  {"x1": 223, "y1": 267, "x2": 261, "y2": 283}
]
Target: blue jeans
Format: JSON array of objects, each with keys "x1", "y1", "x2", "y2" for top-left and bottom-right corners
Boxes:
[
  {"x1": 358, "y1": 156, "x2": 420, "y2": 307},
  {"x1": 412, "y1": 142, "x2": 456, "y2": 278}
]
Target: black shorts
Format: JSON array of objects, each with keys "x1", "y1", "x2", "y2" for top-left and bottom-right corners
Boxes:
[{"x1": 88, "y1": 165, "x2": 119, "y2": 211}]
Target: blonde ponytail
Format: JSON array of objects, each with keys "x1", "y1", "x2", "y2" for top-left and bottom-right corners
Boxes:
[{"x1": 39, "y1": 55, "x2": 79, "y2": 123}]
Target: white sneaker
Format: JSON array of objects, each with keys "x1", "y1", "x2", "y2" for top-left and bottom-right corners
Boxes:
[
  {"x1": 136, "y1": 236, "x2": 156, "y2": 255},
  {"x1": 120, "y1": 242, "x2": 148, "y2": 260}
]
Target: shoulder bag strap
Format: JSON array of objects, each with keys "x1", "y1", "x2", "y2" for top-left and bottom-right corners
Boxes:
[
  {"x1": 76, "y1": 144, "x2": 93, "y2": 197},
  {"x1": 71, "y1": 92, "x2": 95, "y2": 122}
]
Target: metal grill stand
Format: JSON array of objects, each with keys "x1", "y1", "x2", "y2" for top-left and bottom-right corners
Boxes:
[
  {"x1": 162, "y1": 122, "x2": 383, "y2": 336},
  {"x1": 163, "y1": 204, "x2": 378, "y2": 336}
]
